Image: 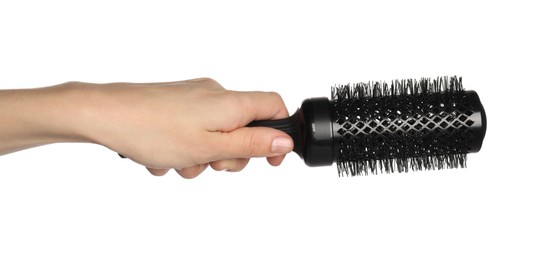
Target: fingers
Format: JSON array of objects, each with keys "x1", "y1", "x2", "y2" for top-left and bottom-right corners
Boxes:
[
  {"x1": 176, "y1": 163, "x2": 209, "y2": 179},
  {"x1": 146, "y1": 165, "x2": 208, "y2": 179},
  {"x1": 267, "y1": 155, "x2": 286, "y2": 166},
  {"x1": 147, "y1": 159, "x2": 250, "y2": 179},
  {"x1": 210, "y1": 158, "x2": 249, "y2": 172},
  {"x1": 219, "y1": 91, "x2": 291, "y2": 163},
  {"x1": 211, "y1": 127, "x2": 294, "y2": 160},
  {"x1": 146, "y1": 167, "x2": 170, "y2": 176},
  {"x1": 237, "y1": 91, "x2": 289, "y2": 122}
]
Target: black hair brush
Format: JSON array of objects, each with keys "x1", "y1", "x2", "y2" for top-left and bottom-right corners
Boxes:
[{"x1": 248, "y1": 76, "x2": 487, "y2": 176}]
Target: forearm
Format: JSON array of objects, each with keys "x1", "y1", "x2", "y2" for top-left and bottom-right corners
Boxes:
[{"x1": 0, "y1": 83, "x2": 90, "y2": 155}]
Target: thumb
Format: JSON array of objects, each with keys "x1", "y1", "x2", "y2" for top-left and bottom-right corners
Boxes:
[{"x1": 213, "y1": 127, "x2": 294, "y2": 159}]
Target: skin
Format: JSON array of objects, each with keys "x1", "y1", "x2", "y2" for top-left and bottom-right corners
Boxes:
[{"x1": 0, "y1": 78, "x2": 294, "y2": 178}]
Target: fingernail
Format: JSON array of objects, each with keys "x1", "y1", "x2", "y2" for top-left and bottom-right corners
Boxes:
[{"x1": 271, "y1": 137, "x2": 293, "y2": 154}]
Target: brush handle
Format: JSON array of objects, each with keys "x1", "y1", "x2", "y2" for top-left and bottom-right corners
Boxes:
[
  {"x1": 247, "y1": 97, "x2": 334, "y2": 166},
  {"x1": 247, "y1": 112, "x2": 302, "y2": 154}
]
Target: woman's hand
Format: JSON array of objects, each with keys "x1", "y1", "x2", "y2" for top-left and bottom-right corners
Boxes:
[{"x1": 69, "y1": 78, "x2": 293, "y2": 178}]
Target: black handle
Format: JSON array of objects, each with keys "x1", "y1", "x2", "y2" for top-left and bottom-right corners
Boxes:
[
  {"x1": 248, "y1": 97, "x2": 334, "y2": 166},
  {"x1": 247, "y1": 111, "x2": 303, "y2": 155}
]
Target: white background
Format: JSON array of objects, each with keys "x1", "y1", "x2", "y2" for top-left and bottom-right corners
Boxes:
[{"x1": 1, "y1": 0, "x2": 535, "y2": 259}]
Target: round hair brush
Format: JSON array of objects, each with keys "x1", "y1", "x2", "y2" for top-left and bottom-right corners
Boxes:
[{"x1": 248, "y1": 76, "x2": 486, "y2": 176}]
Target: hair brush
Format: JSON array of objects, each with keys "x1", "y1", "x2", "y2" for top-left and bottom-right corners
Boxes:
[{"x1": 247, "y1": 76, "x2": 487, "y2": 176}]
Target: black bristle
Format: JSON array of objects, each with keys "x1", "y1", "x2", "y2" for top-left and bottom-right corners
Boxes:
[
  {"x1": 331, "y1": 76, "x2": 472, "y2": 177},
  {"x1": 337, "y1": 154, "x2": 467, "y2": 177},
  {"x1": 331, "y1": 76, "x2": 464, "y2": 100}
]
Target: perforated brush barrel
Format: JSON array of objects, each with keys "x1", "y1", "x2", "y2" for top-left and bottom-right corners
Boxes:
[
  {"x1": 247, "y1": 76, "x2": 487, "y2": 176},
  {"x1": 331, "y1": 90, "x2": 486, "y2": 175}
]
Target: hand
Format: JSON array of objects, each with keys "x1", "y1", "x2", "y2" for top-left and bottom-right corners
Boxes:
[{"x1": 72, "y1": 78, "x2": 293, "y2": 178}]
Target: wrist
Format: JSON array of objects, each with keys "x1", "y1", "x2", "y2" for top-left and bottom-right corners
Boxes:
[
  {"x1": 41, "y1": 82, "x2": 102, "y2": 144},
  {"x1": 0, "y1": 82, "x2": 94, "y2": 155}
]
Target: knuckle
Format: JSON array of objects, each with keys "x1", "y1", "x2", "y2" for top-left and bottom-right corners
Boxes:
[
  {"x1": 177, "y1": 165, "x2": 206, "y2": 179},
  {"x1": 63, "y1": 81, "x2": 82, "y2": 85},
  {"x1": 268, "y1": 91, "x2": 285, "y2": 106},
  {"x1": 196, "y1": 77, "x2": 221, "y2": 87},
  {"x1": 267, "y1": 91, "x2": 283, "y2": 101},
  {"x1": 266, "y1": 91, "x2": 288, "y2": 117},
  {"x1": 234, "y1": 158, "x2": 249, "y2": 172},
  {"x1": 240, "y1": 133, "x2": 260, "y2": 156},
  {"x1": 179, "y1": 173, "x2": 198, "y2": 179},
  {"x1": 210, "y1": 161, "x2": 226, "y2": 171},
  {"x1": 238, "y1": 136, "x2": 253, "y2": 156},
  {"x1": 59, "y1": 81, "x2": 87, "y2": 88}
]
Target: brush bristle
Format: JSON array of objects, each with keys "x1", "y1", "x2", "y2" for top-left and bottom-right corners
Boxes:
[
  {"x1": 331, "y1": 76, "x2": 464, "y2": 100},
  {"x1": 336, "y1": 154, "x2": 467, "y2": 177},
  {"x1": 331, "y1": 76, "x2": 473, "y2": 177}
]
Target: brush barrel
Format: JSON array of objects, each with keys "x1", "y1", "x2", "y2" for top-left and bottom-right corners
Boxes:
[{"x1": 332, "y1": 90, "x2": 487, "y2": 174}]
